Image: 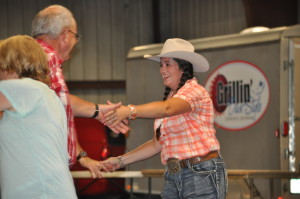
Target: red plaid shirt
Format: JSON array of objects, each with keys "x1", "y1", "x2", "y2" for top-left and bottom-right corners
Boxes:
[
  {"x1": 154, "y1": 78, "x2": 220, "y2": 165},
  {"x1": 37, "y1": 39, "x2": 77, "y2": 167}
]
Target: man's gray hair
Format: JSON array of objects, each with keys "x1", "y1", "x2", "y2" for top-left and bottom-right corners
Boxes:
[{"x1": 32, "y1": 5, "x2": 75, "y2": 39}]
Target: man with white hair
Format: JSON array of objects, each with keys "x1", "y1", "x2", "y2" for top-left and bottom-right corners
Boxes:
[{"x1": 32, "y1": 5, "x2": 129, "y2": 178}]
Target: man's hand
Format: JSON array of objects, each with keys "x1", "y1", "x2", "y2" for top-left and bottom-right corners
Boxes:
[{"x1": 78, "y1": 157, "x2": 110, "y2": 178}]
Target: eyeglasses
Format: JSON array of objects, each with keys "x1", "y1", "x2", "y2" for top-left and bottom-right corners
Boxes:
[{"x1": 68, "y1": 30, "x2": 82, "y2": 41}]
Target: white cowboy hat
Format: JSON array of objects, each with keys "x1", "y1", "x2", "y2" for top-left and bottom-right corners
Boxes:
[{"x1": 144, "y1": 38, "x2": 209, "y2": 72}]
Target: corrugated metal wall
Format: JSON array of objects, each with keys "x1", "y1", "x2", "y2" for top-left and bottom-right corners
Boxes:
[
  {"x1": 158, "y1": 0, "x2": 246, "y2": 41},
  {"x1": 0, "y1": 0, "x2": 247, "y2": 104},
  {"x1": 0, "y1": 0, "x2": 154, "y2": 104}
]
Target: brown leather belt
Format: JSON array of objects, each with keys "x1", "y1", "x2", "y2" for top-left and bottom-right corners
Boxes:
[
  {"x1": 166, "y1": 151, "x2": 219, "y2": 173},
  {"x1": 180, "y1": 151, "x2": 219, "y2": 168}
]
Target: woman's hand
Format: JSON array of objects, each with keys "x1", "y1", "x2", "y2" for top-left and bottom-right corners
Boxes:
[{"x1": 102, "y1": 156, "x2": 124, "y2": 172}]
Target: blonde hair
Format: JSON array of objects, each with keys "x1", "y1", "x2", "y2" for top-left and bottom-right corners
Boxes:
[{"x1": 0, "y1": 35, "x2": 50, "y2": 85}]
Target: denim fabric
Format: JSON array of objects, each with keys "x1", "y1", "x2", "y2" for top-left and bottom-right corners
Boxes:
[{"x1": 161, "y1": 157, "x2": 227, "y2": 199}]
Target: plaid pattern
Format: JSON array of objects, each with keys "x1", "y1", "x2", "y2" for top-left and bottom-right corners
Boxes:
[
  {"x1": 37, "y1": 39, "x2": 77, "y2": 167},
  {"x1": 154, "y1": 78, "x2": 220, "y2": 165}
]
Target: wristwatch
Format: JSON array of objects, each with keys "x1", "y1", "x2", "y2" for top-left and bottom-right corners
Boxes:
[{"x1": 76, "y1": 151, "x2": 88, "y2": 161}]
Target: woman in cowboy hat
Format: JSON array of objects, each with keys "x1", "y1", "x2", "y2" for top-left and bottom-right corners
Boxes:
[{"x1": 103, "y1": 38, "x2": 227, "y2": 199}]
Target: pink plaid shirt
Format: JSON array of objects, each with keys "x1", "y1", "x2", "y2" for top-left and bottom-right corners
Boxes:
[
  {"x1": 155, "y1": 78, "x2": 220, "y2": 165},
  {"x1": 37, "y1": 39, "x2": 77, "y2": 167}
]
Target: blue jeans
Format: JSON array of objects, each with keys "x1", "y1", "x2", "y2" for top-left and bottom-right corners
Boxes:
[{"x1": 161, "y1": 157, "x2": 227, "y2": 199}]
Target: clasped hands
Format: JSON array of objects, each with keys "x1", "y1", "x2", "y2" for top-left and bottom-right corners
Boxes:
[
  {"x1": 101, "y1": 100, "x2": 130, "y2": 128},
  {"x1": 91, "y1": 101, "x2": 128, "y2": 177},
  {"x1": 96, "y1": 101, "x2": 130, "y2": 134},
  {"x1": 79, "y1": 156, "x2": 122, "y2": 178}
]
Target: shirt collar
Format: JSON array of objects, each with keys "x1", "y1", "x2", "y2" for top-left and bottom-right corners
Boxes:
[{"x1": 36, "y1": 39, "x2": 64, "y2": 66}]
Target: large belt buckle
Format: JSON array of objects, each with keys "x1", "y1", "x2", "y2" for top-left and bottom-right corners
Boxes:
[{"x1": 167, "y1": 158, "x2": 181, "y2": 174}]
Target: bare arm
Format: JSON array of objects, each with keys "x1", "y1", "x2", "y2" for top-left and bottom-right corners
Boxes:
[
  {"x1": 134, "y1": 97, "x2": 192, "y2": 118},
  {"x1": 69, "y1": 94, "x2": 96, "y2": 117},
  {"x1": 103, "y1": 134, "x2": 161, "y2": 170},
  {"x1": 121, "y1": 136, "x2": 161, "y2": 165},
  {"x1": 104, "y1": 97, "x2": 192, "y2": 126}
]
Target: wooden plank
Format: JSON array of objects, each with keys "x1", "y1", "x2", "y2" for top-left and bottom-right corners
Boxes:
[
  {"x1": 71, "y1": 169, "x2": 300, "y2": 179},
  {"x1": 111, "y1": 0, "x2": 126, "y2": 80},
  {"x1": 72, "y1": 170, "x2": 143, "y2": 179},
  {"x1": 0, "y1": 0, "x2": 8, "y2": 38},
  {"x1": 7, "y1": 0, "x2": 23, "y2": 35},
  {"x1": 137, "y1": 0, "x2": 154, "y2": 44},
  {"x1": 22, "y1": 0, "x2": 38, "y2": 35},
  {"x1": 67, "y1": 80, "x2": 125, "y2": 89},
  {"x1": 82, "y1": 0, "x2": 98, "y2": 81},
  {"x1": 141, "y1": 169, "x2": 300, "y2": 179},
  {"x1": 96, "y1": 0, "x2": 112, "y2": 80},
  {"x1": 66, "y1": 0, "x2": 84, "y2": 80}
]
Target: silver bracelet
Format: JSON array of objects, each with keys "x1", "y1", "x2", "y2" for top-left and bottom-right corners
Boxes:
[
  {"x1": 117, "y1": 156, "x2": 125, "y2": 168},
  {"x1": 127, "y1": 104, "x2": 137, "y2": 120}
]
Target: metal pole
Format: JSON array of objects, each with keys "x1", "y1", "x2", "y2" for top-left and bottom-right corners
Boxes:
[
  {"x1": 130, "y1": 178, "x2": 133, "y2": 199},
  {"x1": 148, "y1": 177, "x2": 152, "y2": 199},
  {"x1": 270, "y1": 178, "x2": 274, "y2": 199}
]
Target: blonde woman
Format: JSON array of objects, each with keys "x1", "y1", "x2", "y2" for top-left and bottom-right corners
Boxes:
[{"x1": 0, "y1": 35, "x2": 78, "y2": 199}]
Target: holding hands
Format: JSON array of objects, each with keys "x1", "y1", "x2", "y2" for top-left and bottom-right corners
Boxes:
[
  {"x1": 96, "y1": 102, "x2": 131, "y2": 134},
  {"x1": 78, "y1": 157, "x2": 111, "y2": 178},
  {"x1": 76, "y1": 156, "x2": 124, "y2": 178},
  {"x1": 102, "y1": 156, "x2": 125, "y2": 172},
  {"x1": 93, "y1": 102, "x2": 128, "y2": 174},
  {"x1": 102, "y1": 101, "x2": 134, "y2": 127},
  {"x1": 83, "y1": 103, "x2": 128, "y2": 176}
]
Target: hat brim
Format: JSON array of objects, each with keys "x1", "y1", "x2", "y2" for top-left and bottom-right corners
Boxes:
[{"x1": 144, "y1": 51, "x2": 209, "y2": 72}]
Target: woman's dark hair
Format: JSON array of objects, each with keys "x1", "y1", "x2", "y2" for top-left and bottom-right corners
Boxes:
[{"x1": 163, "y1": 58, "x2": 194, "y2": 100}]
